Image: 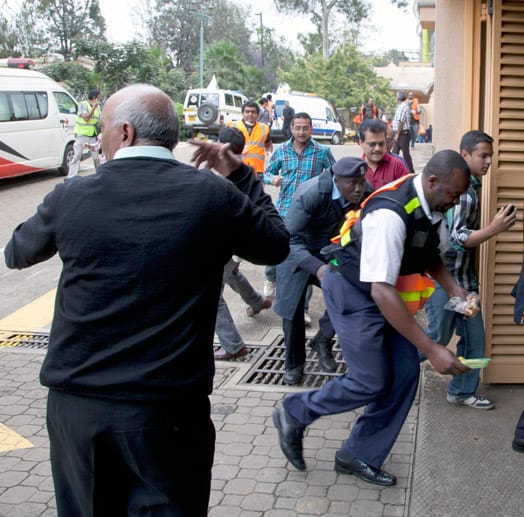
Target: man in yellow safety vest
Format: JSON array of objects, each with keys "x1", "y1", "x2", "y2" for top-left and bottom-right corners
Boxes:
[{"x1": 68, "y1": 89, "x2": 102, "y2": 178}]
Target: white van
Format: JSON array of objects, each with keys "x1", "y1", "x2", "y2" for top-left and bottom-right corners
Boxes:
[
  {"x1": 0, "y1": 66, "x2": 78, "y2": 179},
  {"x1": 270, "y1": 92, "x2": 343, "y2": 145},
  {"x1": 182, "y1": 87, "x2": 247, "y2": 138}
]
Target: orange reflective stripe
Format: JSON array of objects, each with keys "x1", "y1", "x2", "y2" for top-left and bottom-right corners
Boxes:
[{"x1": 396, "y1": 274, "x2": 435, "y2": 315}]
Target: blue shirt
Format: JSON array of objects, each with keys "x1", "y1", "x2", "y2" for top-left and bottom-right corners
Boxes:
[{"x1": 264, "y1": 138, "x2": 335, "y2": 217}]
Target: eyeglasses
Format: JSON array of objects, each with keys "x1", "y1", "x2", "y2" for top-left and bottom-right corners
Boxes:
[{"x1": 365, "y1": 141, "x2": 386, "y2": 148}]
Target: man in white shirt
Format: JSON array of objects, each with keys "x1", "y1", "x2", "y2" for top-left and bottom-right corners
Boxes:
[{"x1": 273, "y1": 150, "x2": 472, "y2": 486}]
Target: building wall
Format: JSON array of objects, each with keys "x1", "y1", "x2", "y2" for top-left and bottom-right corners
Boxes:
[{"x1": 432, "y1": 0, "x2": 468, "y2": 151}]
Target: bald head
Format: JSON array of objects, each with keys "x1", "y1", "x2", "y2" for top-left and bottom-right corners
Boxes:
[{"x1": 101, "y1": 84, "x2": 179, "y2": 160}]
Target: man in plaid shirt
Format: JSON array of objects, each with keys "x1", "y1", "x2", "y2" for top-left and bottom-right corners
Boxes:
[
  {"x1": 263, "y1": 112, "x2": 335, "y2": 300},
  {"x1": 391, "y1": 91, "x2": 415, "y2": 173},
  {"x1": 424, "y1": 130, "x2": 516, "y2": 409}
]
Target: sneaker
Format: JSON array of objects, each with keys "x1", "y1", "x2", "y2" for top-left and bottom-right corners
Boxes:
[
  {"x1": 304, "y1": 311, "x2": 312, "y2": 327},
  {"x1": 263, "y1": 280, "x2": 276, "y2": 298},
  {"x1": 446, "y1": 394, "x2": 495, "y2": 410}
]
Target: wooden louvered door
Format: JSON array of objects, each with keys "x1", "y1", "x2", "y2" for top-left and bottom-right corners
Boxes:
[{"x1": 482, "y1": 1, "x2": 524, "y2": 382}]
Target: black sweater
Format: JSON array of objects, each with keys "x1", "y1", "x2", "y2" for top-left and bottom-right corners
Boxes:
[{"x1": 5, "y1": 157, "x2": 289, "y2": 400}]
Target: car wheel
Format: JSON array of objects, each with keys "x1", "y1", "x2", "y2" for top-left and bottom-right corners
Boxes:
[
  {"x1": 58, "y1": 142, "x2": 74, "y2": 176},
  {"x1": 197, "y1": 103, "x2": 219, "y2": 124},
  {"x1": 331, "y1": 132, "x2": 342, "y2": 145}
]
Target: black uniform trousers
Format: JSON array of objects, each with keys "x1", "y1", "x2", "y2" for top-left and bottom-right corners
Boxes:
[
  {"x1": 47, "y1": 389, "x2": 215, "y2": 517},
  {"x1": 284, "y1": 268, "x2": 420, "y2": 468},
  {"x1": 282, "y1": 276, "x2": 335, "y2": 369}
]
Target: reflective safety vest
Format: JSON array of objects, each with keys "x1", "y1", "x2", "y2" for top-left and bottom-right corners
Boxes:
[
  {"x1": 327, "y1": 174, "x2": 438, "y2": 315},
  {"x1": 228, "y1": 120, "x2": 269, "y2": 173},
  {"x1": 74, "y1": 100, "x2": 101, "y2": 137}
]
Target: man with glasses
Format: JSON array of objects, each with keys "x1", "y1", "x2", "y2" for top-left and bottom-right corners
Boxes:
[{"x1": 359, "y1": 119, "x2": 409, "y2": 190}]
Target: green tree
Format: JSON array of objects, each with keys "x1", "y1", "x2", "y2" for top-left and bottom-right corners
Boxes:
[
  {"x1": 274, "y1": 0, "x2": 409, "y2": 58},
  {"x1": 278, "y1": 41, "x2": 395, "y2": 113},
  {"x1": 41, "y1": 61, "x2": 94, "y2": 98},
  {"x1": 0, "y1": 14, "x2": 20, "y2": 57},
  {"x1": 25, "y1": 0, "x2": 106, "y2": 61},
  {"x1": 12, "y1": 2, "x2": 52, "y2": 57}
]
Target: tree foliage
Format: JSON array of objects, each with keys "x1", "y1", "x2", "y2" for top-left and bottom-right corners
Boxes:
[
  {"x1": 17, "y1": 0, "x2": 106, "y2": 61},
  {"x1": 278, "y1": 41, "x2": 395, "y2": 113},
  {"x1": 274, "y1": 0, "x2": 370, "y2": 58}
]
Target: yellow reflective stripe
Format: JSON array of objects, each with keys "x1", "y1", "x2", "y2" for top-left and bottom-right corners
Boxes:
[
  {"x1": 404, "y1": 197, "x2": 421, "y2": 215},
  {"x1": 340, "y1": 232, "x2": 351, "y2": 247},
  {"x1": 398, "y1": 286, "x2": 435, "y2": 302}
]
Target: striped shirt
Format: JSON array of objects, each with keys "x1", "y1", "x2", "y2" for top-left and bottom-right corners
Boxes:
[
  {"x1": 443, "y1": 176, "x2": 482, "y2": 290},
  {"x1": 264, "y1": 138, "x2": 335, "y2": 217}
]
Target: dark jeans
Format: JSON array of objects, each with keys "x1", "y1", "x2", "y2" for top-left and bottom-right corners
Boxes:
[
  {"x1": 392, "y1": 131, "x2": 415, "y2": 173},
  {"x1": 282, "y1": 280, "x2": 335, "y2": 369},
  {"x1": 47, "y1": 390, "x2": 215, "y2": 517}
]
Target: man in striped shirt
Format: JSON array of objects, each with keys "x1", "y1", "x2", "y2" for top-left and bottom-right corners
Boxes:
[{"x1": 424, "y1": 130, "x2": 516, "y2": 409}]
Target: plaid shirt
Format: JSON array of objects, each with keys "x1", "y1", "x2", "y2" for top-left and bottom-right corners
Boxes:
[
  {"x1": 392, "y1": 101, "x2": 411, "y2": 132},
  {"x1": 264, "y1": 138, "x2": 335, "y2": 217},
  {"x1": 443, "y1": 176, "x2": 482, "y2": 290}
]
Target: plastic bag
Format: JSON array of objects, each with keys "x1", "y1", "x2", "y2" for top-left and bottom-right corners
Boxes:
[{"x1": 444, "y1": 292, "x2": 480, "y2": 317}]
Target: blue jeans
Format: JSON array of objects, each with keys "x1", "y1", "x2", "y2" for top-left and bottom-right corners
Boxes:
[{"x1": 424, "y1": 283, "x2": 485, "y2": 399}]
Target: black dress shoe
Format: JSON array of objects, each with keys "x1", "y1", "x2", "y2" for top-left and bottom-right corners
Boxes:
[
  {"x1": 335, "y1": 451, "x2": 396, "y2": 486},
  {"x1": 214, "y1": 345, "x2": 249, "y2": 361},
  {"x1": 309, "y1": 334, "x2": 337, "y2": 373},
  {"x1": 512, "y1": 429, "x2": 524, "y2": 453},
  {"x1": 282, "y1": 365, "x2": 303, "y2": 385},
  {"x1": 272, "y1": 406, "x2": 306, "y2": 471}
]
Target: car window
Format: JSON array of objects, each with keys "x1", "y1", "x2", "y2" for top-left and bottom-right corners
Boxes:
[
  {"x1": 326, "y1": 106, "x2": 335, "y2": 121},
  {"x1": 225, "y1": 93, "x2": 234, "y2": 107},
  {"x1": 53, "y1": 91, "x2": 76, "y2": 114},
  {"x1": 274, "y1": 100, "x2": 284, "y2": 118},
  {"x1": 0, "y1": 93, "x2": 10, "y2": 121},
  {"x1": 187, "y1": 93, "x2": 199, "y2": 107},
  {"x1": 234, "y1": 96, "x2": 244, "y2": 108},
  {"x1": 201, "y1": 93, "x2": 219, "y2": 106}
]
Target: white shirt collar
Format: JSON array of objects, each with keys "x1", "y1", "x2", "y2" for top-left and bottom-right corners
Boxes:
[{"x1": 113, "y1": 146, "x2": 175, "y2": 160}]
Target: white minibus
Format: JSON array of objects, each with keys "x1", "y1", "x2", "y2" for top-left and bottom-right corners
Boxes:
[{"x1": 0, "y1": 66, "x2": 78, "y2": 179}]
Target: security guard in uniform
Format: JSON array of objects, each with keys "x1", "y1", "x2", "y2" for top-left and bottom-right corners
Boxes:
[
  {"x1": 68, "y1": 88, "x2": 101, "y2": 178},
  {"x1": 273, "y1": 150, "x2": 473, "y2": 486}
]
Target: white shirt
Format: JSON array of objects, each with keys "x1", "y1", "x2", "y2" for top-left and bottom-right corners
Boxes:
[{"x1": 360, "y1": 174, "x2": 449, "y2": 285}]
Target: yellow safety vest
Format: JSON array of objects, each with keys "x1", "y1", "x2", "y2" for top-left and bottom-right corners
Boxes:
[{"x1": 74, "y1": 100, "x2": 101, "y2": 137}]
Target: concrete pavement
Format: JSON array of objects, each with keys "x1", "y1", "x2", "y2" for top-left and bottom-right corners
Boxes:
[{"x1": 1, "y1": 143, "x2": 523, "y2": 516}]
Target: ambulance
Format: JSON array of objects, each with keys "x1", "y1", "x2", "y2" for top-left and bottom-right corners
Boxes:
[
  {"x1": 0, "y1": 62, "x2": 79, "y2": 179},
  {"x1": 270, "y1": 90, "x2": 344, "y2": 145}
]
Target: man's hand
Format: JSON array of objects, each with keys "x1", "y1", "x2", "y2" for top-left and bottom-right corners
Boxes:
[
  {"x1": 491, "y1": 204, "x2": 517, "y2": 234},
  {"x1": 271, "y1": 175, "x2": 282, "y2": 187},
  {"x1": 426, "y1": 345, "x2": 471, "y2": 376},
  {"x1": 316, "y1": 264, "x2": 329, "y2": 283},
  {"x1": 189, "y1": 139, "x2": 243, "y2": 177}
]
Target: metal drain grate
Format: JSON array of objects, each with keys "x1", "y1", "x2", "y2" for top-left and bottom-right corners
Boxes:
[
  {"x1": 0, "y1": 330, "x2": 50, "y2": 349},
  {"x1": 239, "y1": 335, "x2": 346, "y2": 388}
]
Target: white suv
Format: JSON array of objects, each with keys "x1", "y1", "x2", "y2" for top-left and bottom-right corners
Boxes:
[{"x1": 182, "y1": 88, "x2": 247, "y2": 138}]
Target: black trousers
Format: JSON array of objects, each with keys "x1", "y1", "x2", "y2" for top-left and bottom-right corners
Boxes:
[
  {"x1": 392, "y1": 132, "x2": 415, "y2": 173},
  {"x1": 47, "y1": 389, "x2": 215, "y2": 517}
]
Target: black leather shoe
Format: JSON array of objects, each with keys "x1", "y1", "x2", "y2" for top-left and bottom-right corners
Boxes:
[
  {"x1": 310, "y1": 335, "x2": 337, "y2": 373},
  {"x1": 272, "y1": 406, "x2": 306, "y2": 471},
  {"x1": 283, "y1": 365, "x2": 303, "y2": 385},
  {"x1": 512, "y1": 429, "x2": 524, "y2": 453},
  {"x1": 335, "y1": 451, "x2": 396, "y2": 486}
]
